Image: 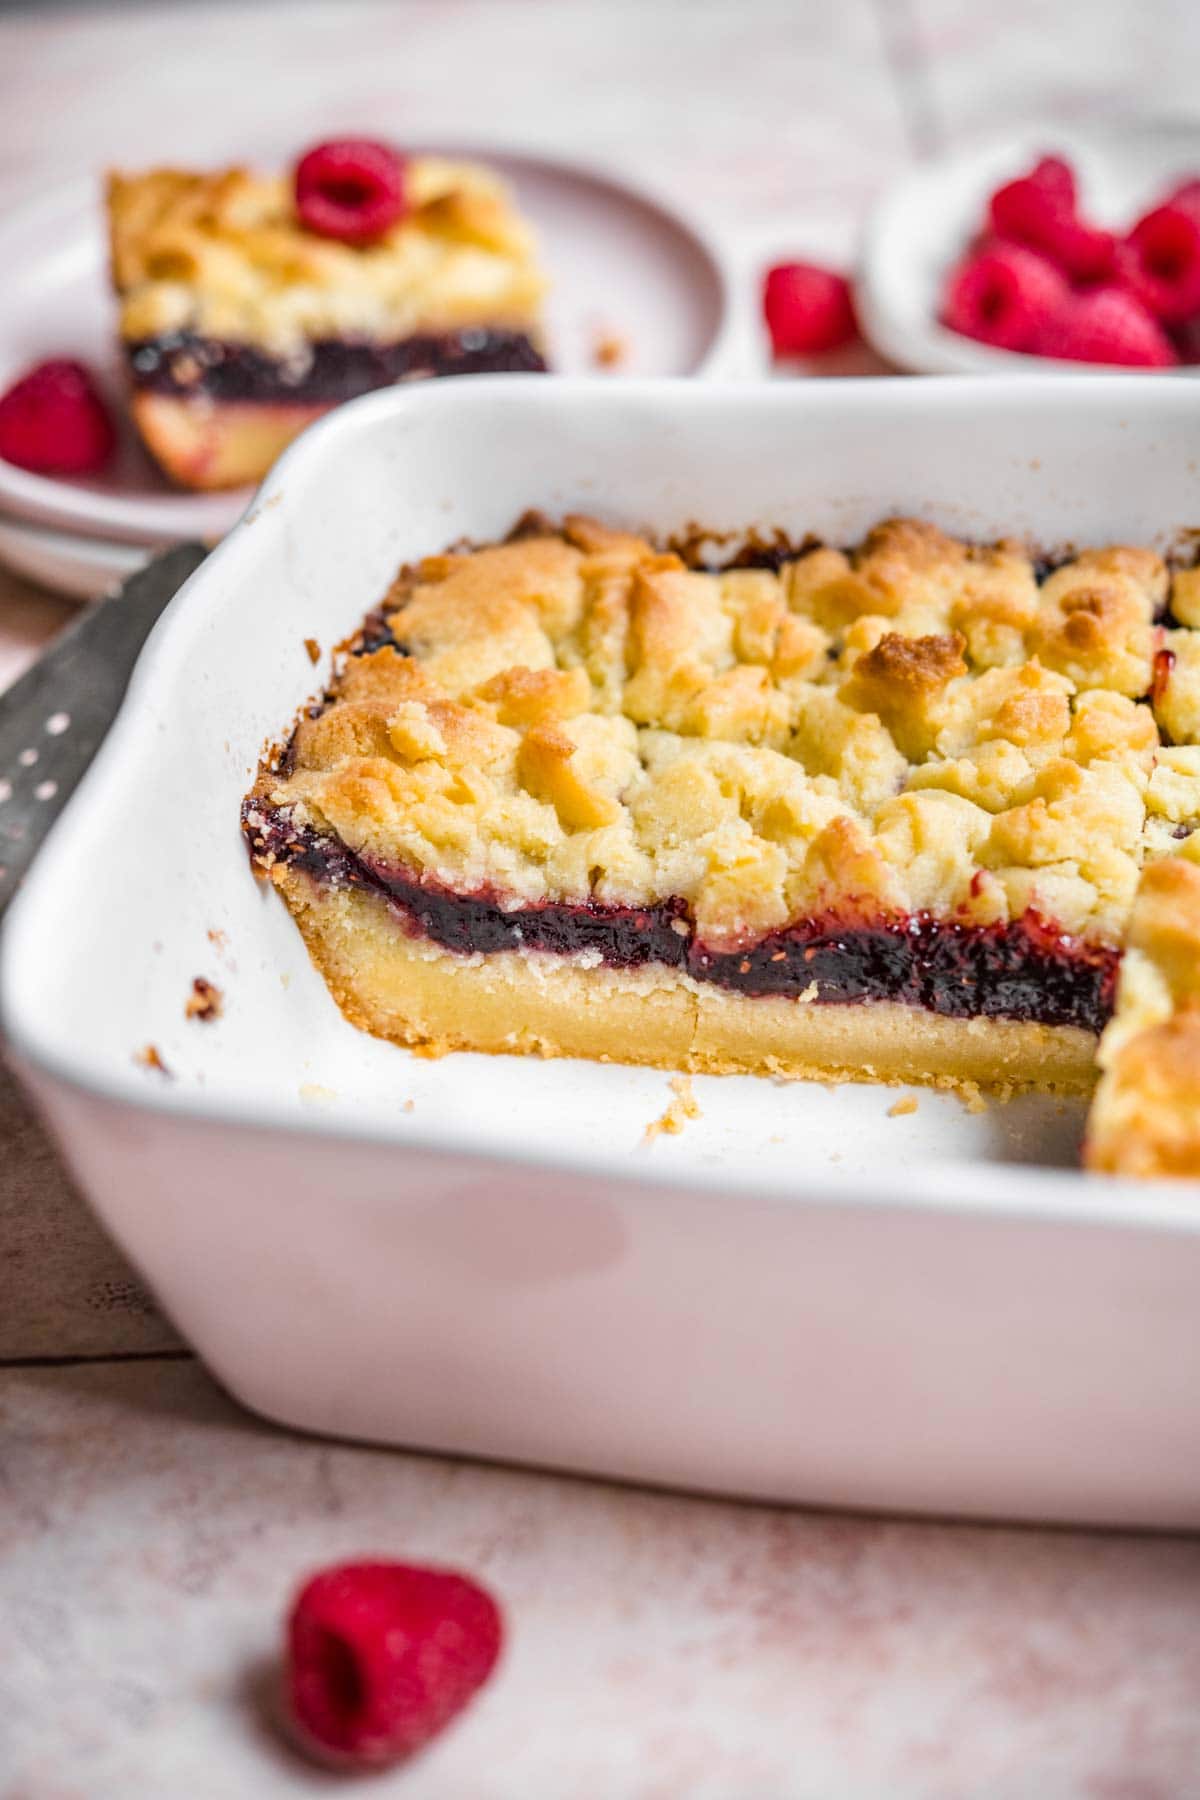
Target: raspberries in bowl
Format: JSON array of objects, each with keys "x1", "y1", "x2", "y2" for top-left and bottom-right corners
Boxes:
[{"x1": 939, "y1": 152, "x2": 1200, "y2": 368}]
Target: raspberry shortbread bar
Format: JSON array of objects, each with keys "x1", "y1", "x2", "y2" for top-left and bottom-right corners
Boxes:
[
  {"x1": 108, "y1": 140, "x2": 547, "y2": 490},
  {"x1": 244, "y1": 514, "x2": 1200, "y2": 1176}
]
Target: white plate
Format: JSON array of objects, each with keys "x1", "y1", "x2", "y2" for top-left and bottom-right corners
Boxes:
[
  {"x1": 858, "y1": 123, "x2": 1200, "y2": 375},
  {"x1": 5, "y1": 376, "x2": 1200, "y2": 1528},
  {"x1": 0, "y1": 510, "x2": 149, "y2": 602},
  {"x1": 0, "y1": 147, "x2": 732, "y2": 546}
]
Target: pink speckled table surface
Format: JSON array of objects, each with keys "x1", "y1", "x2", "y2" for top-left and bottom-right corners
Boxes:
[
  {"x1": 2, "y1": 2, "x2": 1200, "y2": 1793},
  {"x1": 5, "y1": 1360, "x2": 1200, "y2": 1798}
]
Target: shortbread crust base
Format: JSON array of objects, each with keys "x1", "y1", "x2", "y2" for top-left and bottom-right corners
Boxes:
[
  {"x1": 132, "y1": 392, "x2": 327, "y2": 490},
  {"x1": 274, "y1": 869, "x2": 1099, "y2": 1093}
]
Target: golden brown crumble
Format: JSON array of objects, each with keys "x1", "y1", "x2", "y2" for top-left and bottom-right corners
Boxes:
[
  {"x1": 258, "y1": 515, "x2": 1198, "y2": 952},
  {"x1": 249, "y1": 515, "x2": 1200, "y2": 1171},
  {"x1": 1087, "y1": 857, "x2": 1200, "y2": 1175}
]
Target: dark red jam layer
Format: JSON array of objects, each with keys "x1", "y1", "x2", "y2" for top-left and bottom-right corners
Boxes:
[
  {"x1": 243, "y1": 803, "x2": 1119, "y2": 1033},
  {"x1": 126, "y1": 328, "x2": 547, "y2": 402}
]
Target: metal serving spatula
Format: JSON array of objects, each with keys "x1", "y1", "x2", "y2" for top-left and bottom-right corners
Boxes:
[{"x1": 0, "y1": 543, "x2": 207, "y2": 920}]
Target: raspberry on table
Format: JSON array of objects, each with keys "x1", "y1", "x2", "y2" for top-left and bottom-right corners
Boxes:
[
  {"x1": 286, "y1": 1558, "x2": 503, "y2": 1770},
  {"x1": 0, "y1": 358, "x2": 117, "y2": 475},
  {"x1": 294, "y1": 138, "x2": 409, "y2": 244},
  {"x1": 761, "y1": 262, "x2": 858, "y2": 357},
  {"x1": 940, "y1": 242, "x2": 1068, "y2": 352},
  {"x1": 1038, "y1": 286, "x2": 1178, "y2": 367}
]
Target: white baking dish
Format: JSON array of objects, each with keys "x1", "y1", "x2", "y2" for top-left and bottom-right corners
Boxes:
[{"x1": 5, "y1": 376, "x2": 1200, "y2": 1528}]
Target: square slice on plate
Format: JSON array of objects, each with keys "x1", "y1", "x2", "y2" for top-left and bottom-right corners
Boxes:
[{"x1": 107, "y1": 142, "x2": 548, "y2": 490}]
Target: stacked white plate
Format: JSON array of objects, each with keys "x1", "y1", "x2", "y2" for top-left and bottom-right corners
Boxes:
[{"x1": 0, "y1": 147, "x2": 733, "y2": 601}]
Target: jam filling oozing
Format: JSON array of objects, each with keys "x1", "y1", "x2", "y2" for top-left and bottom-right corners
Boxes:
[
  {"x1": 243, "y1": 804, "x2": 1119, "y2": 1033},
  {"x1": 126, "y1": 328, "x2": 547, "y2": 403}
]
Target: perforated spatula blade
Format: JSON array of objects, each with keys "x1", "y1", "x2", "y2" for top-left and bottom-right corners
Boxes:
[{"x1": 0, "y1": 543, "x2": 207, "y2": 919}]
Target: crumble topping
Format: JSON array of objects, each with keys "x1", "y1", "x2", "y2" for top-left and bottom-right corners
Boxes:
[
  {"x1": 255, "y1": 516, "x2": 1199, "y2": 952},
  {"x1": 107, "y1": 157, "x2": 546, "y2": 355},
  {"x1": 1087, "y1": 857, "x2": 1200, "y2": 1174}
]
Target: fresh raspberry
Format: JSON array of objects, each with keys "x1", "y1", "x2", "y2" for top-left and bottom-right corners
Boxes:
[
  {"x1": 1025, "y1": 154, "x2": 1077, "y2": 209},
  {"x1": 294, "y1": 139, "x2": 408, "y2": 244},
  {"x1": 0, "y1": 359, "x2": 116, "y2": 475},
  {"x1": 940, "y1": 242, "x2": 1069, "y2": 352},
  {"x1": 1038, "y1": 286, "x2": 1178, "y2": 367},
  {"x1": 1169, "y1": 313, "x2": 1200, "y2": 365},
  {"x1": 761, "y1": 262, "x2": 857, "y2": 357},
  {"x1": 1163, "y1": 178, "x2": 1200, "y2": 222},
  {"x1": 1119, "y1": 203, "x2": 1200, "y2": 323},
  {"x1": 989, "y1": 160, "x2": 1115, "y2": 281},
  {"x1": 286, "y1": 1559, "x2": 503, "y2": 1770}
]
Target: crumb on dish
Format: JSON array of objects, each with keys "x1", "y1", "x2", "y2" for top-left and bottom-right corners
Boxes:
[
  {"x1": 644, "y1": 1073, "x2": 702, "y2": 1142},
  {"x1": 185, "y1": 975, "x2": 223, "y2": 1022},
  {"x1": 887, "y1": 1094, "x2": 919, "y2": 1117},
  {"x1": 591, "y1": 328, "x2": 629, "y2": 369},
  {"x1": 299, "y1": 1082, "x2": 337, "y2": 1105}
]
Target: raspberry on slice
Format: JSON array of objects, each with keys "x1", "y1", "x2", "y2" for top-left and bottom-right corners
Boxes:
[
  {"x1": 294, "y1": 139, "x2": 408, "y2": 244},
  {"x1": 988, "y1": 160, "x2": 1115, "y2": 281},
  {"x1": 940, "y1": 242, "x2": 1068, "y2": 352},
  {"x1": 1120, "y1": 203, "x2": 1200, "y2": 323},
  {"x1": 0, "y1": 359, "x2": 116, "y2": 475},
  {"x1": 761, "y1": 262, "x2": 857, "y2": 357},
  {"x1": 1038, "y1": 286, "x2": 1178, "y2": 367},
  {"x1": 286, "y1": 1559, "x2": 503, "y2": 1770}
]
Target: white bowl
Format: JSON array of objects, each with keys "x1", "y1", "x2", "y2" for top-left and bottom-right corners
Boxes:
[
  {"x1": 858, "y1": 123, "x2": 1200, "y2": 375},
  {"x1": 5, "y1": 374, "x2": 1200, "y2": 1528}
]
